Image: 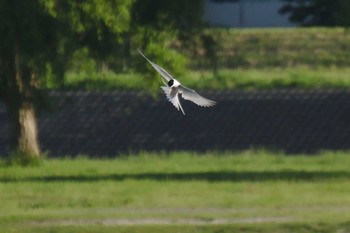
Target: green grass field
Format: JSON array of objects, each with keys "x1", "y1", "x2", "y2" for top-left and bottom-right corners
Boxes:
[
  {"x1": 64, "y1": 67, "x2": 350, "y2": 91},
  {"x1": 1, "y1": 150, "x2": 350, "y2": 232}
]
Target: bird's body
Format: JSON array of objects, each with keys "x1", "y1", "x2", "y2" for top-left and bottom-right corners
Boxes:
[{"x1": 138, "y1": 50, "x2": 216, "y2": 115}]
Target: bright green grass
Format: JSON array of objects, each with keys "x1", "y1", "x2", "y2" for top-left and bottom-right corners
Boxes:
[
  {"x1": 187, "y1": 67, "x2": 350, "y2": 90},
  {"x1": 64, "y1": 67, "x2": 350, "y2": 91},
  {"x1": 1, "y1": 150, "x2": 350, "y2": 233},
  {"x1": 64, "y1": 71, "x2": 144, "y2": 90}
]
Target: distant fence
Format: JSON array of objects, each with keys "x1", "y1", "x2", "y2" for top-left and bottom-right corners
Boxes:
[{"x1": 1, "y1": 90, "x2": 350, "y2": 157}]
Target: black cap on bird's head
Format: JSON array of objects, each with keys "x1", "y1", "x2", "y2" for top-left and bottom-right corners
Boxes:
[{"x1": 168, "y1": 79, "x2": 174, "y2": 87}]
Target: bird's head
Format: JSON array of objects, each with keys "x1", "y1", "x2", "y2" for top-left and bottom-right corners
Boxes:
[
  {"x1": 168, "y1": 79, "x2": 180, "y2": 87},
  {"x1": 167, "y1": 79, "x2": 174, "y2": 87}
]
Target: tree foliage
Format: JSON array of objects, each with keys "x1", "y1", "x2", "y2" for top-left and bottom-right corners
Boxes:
[
  {"x1": 0, "y1": 0, "x2": 134, "y2": 90},
  {"x1": 0, "y1": 0, "x2": 134, "y2": 161},
  {"x1": 129, "y1": 0, "x2": 205, "y2": 62},
  {"x1": 0, "y1": 0, "x2": 206, "y2": 160},
  {"x1": 279, "y1": 0, "x2": 350, "y2": 27},
  {"x1": 131, "y1": 0, "x2": 204, "y2": 32}
]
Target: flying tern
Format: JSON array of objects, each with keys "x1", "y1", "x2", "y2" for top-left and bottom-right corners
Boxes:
[{"x1": 138, "y1": 50, "x2": 216, "y2": 115}]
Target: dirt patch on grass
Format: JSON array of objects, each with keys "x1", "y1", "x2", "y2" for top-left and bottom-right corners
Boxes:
[{"x1": 31, "y1": 216, "x2": 295, "y2": 226}]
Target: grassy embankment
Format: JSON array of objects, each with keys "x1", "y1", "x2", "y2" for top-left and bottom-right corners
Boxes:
[
  {"x1": 1, "y1": 150, "x2": 350, "y2": 232},
  {"x1": 65, "y1": 28, "x2": 350, "y2": 90}
]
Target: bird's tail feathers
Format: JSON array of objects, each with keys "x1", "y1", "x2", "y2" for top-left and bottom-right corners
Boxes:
[{"x1": 161, "y1": 86, "x2": 185, "y2": 115}]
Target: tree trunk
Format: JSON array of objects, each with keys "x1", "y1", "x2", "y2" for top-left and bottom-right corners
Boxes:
[
  {"x1": 4, "y1": 42, "x2": 41, "y2": 159},
  {"x1": 6, "y1": 99, "x2": 41, "y2": 158}
]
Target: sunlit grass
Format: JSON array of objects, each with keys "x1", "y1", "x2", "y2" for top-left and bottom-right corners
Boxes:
[
  {"x1": 186, "y1": 67, "x2": 350, "y2": 90},
  {"x1": 64, "y1": 71, "x2": 144, "y2": 90},
  {"x1": 1, "y1": 150, "x2": 350, "y2": 233},
  {"x1": 1, "y1": 149, "x2": 349, "y2": 209},
  {"x1": 64, "y1": 67, "x2": 350, "y2": 91},
  {"x1": 2, "y1": 150, "x2": 350, "y2": 177}
]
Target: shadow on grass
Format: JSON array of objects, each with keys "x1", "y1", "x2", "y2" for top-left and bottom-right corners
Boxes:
[{"x1": 1, "y1": 170, "x2": 350, "y2": 183}]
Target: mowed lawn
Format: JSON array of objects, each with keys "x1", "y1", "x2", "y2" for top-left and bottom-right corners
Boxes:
[{"x1": 1, "y1": 150, "x2": 350, "y2": 233}]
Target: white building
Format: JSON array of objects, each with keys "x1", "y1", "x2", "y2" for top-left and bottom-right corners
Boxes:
[{"x1": 204, "y1": 0, "x2": 296, "y2": 28}]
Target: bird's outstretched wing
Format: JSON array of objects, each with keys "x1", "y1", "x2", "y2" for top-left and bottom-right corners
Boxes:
[
  {"x1": 178, "y1": 85, "x2": 216, "y2": 107},
  {"x1": 138, "y1": 49, "x2": 173, "y2": 84},
  {"x1": 161, "y1": 86, "x2": 185, "y2": 115},
  {"x1": 139, "y1": 49, "x2": 216, "y2": 112}
]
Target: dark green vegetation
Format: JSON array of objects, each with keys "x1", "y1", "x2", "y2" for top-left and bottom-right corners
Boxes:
[
  {"x1": 279, "y1": 0, "x2": 350, "y2": 27},
  {"x1": 1, "y1": 151, "x2": 350, "y2": 232}
]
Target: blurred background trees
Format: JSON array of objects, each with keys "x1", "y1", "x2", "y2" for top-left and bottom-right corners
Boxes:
[
  {"x1": 279, "y1": 0, "x2": 350, "y2": 27},
  {"x1": 1, "y1": 0, "x2": 350, "y2": 163},
  {"x1": 0, "y1": 0, "x2": 206, "y2": 162},
  {"x1": 66, "y1": 0, "x2": 206, "y2": 87},
  {"x1": 0, "y1": 0, "x2": 134, "y2": 162}
]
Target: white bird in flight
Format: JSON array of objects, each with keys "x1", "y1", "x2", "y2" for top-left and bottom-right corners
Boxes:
[{"x1": 138, "y1": 50, "x2": 216, "y2": 115}]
